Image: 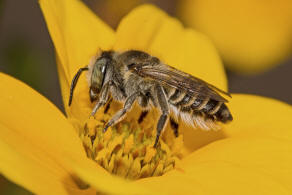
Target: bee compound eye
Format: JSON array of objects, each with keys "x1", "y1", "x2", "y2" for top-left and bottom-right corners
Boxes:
[{"x1": 101, "y1": 65, "x2": 106, "y2": 73}]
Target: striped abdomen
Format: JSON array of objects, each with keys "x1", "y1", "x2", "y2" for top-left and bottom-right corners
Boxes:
[{"x1": 165, "y1": 88, "x2": 233, "y2": 130}]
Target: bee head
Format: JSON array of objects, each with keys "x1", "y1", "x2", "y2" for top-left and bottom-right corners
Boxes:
[{"x1": 89, "y1": 57, "x2": 108, "y2": 102}]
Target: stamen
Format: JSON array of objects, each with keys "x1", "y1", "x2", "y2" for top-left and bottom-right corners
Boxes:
[{"x1": 80, "y1": 102, "x2": 183, "y2": 180}]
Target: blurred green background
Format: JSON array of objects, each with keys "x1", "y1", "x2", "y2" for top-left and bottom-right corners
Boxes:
[{"x1": 0, "y1": 0, "x2": 291, "y2": 194}]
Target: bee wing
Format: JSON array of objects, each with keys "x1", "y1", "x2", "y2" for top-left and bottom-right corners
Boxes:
[{"x1": 130, "y1": 63, "x2": 231, "y2": 102}]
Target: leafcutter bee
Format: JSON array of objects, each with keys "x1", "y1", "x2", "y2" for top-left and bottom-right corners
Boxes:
[{"x1": 69, "y1": 50, "x2": 233, "y2": 147}]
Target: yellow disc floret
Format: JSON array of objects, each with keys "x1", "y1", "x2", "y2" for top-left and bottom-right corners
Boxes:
[{"x1": 80, "y1": 102, "x2": 183, "y2": 180}]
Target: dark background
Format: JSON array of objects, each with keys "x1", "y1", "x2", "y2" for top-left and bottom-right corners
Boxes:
[{"x1": 0, "y1": 0, "x2": 291, "y2": 194}]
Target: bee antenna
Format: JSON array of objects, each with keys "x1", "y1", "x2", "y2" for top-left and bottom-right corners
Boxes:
[{"x1": 68, "y1": 66, "x2": 89, "y2": 106}]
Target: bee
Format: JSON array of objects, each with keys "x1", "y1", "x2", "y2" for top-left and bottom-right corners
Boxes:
[{"x1": 69, "y1": 50, "x2": 233, "y2": 147}]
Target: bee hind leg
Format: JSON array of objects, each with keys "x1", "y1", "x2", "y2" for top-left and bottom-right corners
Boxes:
[
  {"x1": 137, "y1": 95, "x2": 150, "y2": 123},
  {"x1": 138, "y1": 111, "x2": 148, "y2": 123},
  {"x1": 169, "y1": 117, "x2": 179, "y2": 137},
  {"x1": 154, "y1": 84, "x2": 169, "y2": 148}
]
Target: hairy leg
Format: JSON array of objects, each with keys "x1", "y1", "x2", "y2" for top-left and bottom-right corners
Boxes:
[
  {"x1": 103, "y1": 92, "x2": 139, "y2": 132},
  {"x1": 91, "y1": 84, "x2": 110, "y2": 116},
  {"x1": 169, "y1": 117, "x2": 179, "y2": 137},
  {"x1": 154, "y1": 84, "x2": 169, "y2": 147},
  {"x1": 103, "y1": 97, "x2": 113, "y2": 114},
  {"x1": 138, "y1": 111, "x2": 149, "y2": 123}
]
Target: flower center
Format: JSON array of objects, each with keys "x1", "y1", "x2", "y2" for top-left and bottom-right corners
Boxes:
[{"x1": 80, "y1": 101, "x2": 183, "y2": 179}]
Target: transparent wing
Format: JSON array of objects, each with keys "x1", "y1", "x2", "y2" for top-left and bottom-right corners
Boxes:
[{"x1": 130, "y1": 63, "x2": 231, "y2": 102}]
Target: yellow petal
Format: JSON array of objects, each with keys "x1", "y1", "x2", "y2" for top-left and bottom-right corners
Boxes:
[
  {"x1": 115, "y1": 4, "x2": 227, "y2": 90},
  {"x1": 65, "y1": 154, "x2": 158, "y2": 195},
  {"x1": 137, "y1": 95, "x2": 292, "y2": 194},
  {"x1": 178, "y1": 137, "x2": 292, "y2": 194},
  {"x1": 181, "y1": 94, "x2": 292, "y2": 154},
  {"x1": 0, "y1": 73, "x2": 92, "y2": 195},
  {"x1": 138, "y1": 139, "x2": 292, "y2": 194},
  {"x1": 180, "y1": 121, "x2": 227, "y2": 155},
  {"x1": 225, "y1": 94, "x2": 292, "y2": 139},
  {"x1": 101, "y1": 0, "x2": 144, "y2": 27},
  {"x1": 0, "y1": 124, "x2": 97, "y2": 195},
  {"x1": 39, "y1": 0, "x2": 115, "y2": 121},
  {"x1": 179, "y1": 0, "x2": 292, "y2": 74}
]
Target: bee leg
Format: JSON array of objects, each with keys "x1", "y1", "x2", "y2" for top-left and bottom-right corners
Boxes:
[
  {"x1": 169, "y1": 117, "x2": 179, "y2": 137},
  {"x1": 103, "y1": 97, "x2": 113, "y2": 114},
  {"x1": 137, "y1": 94, "x2": 149, "y2": 123},
  {"x1": 138, "y1": 111, "x2": 148, "y2": 123},
  {"x1": 154, "y1": 85, "x2": 169, "y2": 148},
  {"x1": 91, "y1": 84, "x2": 110, "y2": 116},
  {"x1": 155, "y1": 113, "x2": 168, "y2": 147},
  {"x1": 103, "y1": 92, "x2": 139, "y2": 132}
]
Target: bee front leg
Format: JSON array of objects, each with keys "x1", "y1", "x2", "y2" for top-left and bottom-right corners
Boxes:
[
  {"x1": 103, "y1": 92, "x2": 140, "y2": 132},
  {"x1": 154, "y1": 84, "x2": 169, "y2": 148},
  {"x1": 91, "y1": 84, "x2": 110, "y2": 116}
]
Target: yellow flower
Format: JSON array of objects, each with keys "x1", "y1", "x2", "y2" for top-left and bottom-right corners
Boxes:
[
  {"x1": 1, "y1": 0, "x2": 292, "y2": 194},
  {"x1": 179, "y1": 0, "x2": 292, "y2": 74},
  {"x1": 94, "y1": 0, "x2": 143, "y2": 28}
]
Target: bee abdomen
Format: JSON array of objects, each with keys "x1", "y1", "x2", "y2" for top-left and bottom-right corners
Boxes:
[
  {"x1": 201, "y1": 99, "x2": 222, "y2": 114},
  {"x1": 168, "y1": 89, "x2": 185, "y2": 104},
  {"x1": 214, "y1": 103, "x2": 233, "y2": 123},
  {"x1": 192, "y1": 98, "x2": 233, "y2": 123},
  {"x1": 166, "y1": 88, "x2": 233, "y2": 124}
]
